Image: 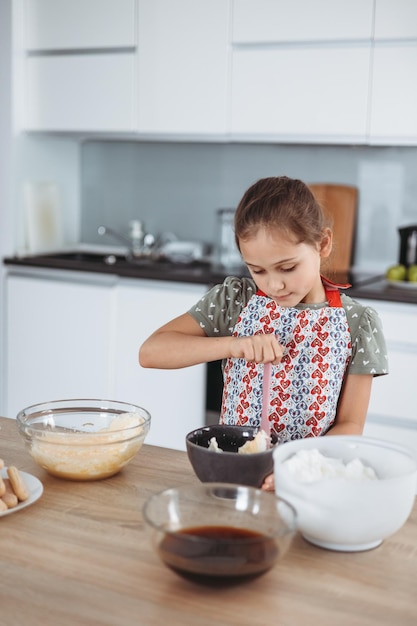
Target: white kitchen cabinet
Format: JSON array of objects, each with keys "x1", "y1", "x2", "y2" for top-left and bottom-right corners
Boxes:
[
  {"x1": 4, "y1": 268, "x2": 208, "y2": 451},
  {"x1": 370, "y1": 44, "x2": 417, "y2": 144},
  {"x1": 368, "y1": 1, "x2": 417, "y2": 144},
  {"x1": 24, "y1": 0, "x2": 137, "y2": 50},
  {"x1": 231, "y1": 45, "x2": 370, "y2": 141},
  {"x1": 232, "y1": 0, "x2": 374, "y2": 43},
  {"x1": 374, "y1": 0, "x2": 417, "y2": 40},
  {"x1": 358, "y1": 297, "x2": 417, "y2": 487},
  {"x1": 114, "y1": 278, "x2": 207, "y2": 450},
  {"x1": 22, "y1": 0, "x2": 230, "y2": 135},
  {"x1": 5, "y1": 270, "x2": 117, "y2": 419},
  {"x1": 358, "y1": 299, "x2": 417, "y2": 425},
  {"x1": 137, "y1": 0, "x2": 230, "y2": 135},
  {"x1": 22, "y1": 0, "x2": 137, "y2": 132},
  {"x1": 25, "y1": 54, "x2": 137, "y2": 132},
  {"x1": 230, "y1": 0, "x2": 372, "y2": 143}
]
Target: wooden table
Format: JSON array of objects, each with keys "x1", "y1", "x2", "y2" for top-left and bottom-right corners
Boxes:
[{"x1": 0, "y1": 417, "x2": 416, "y2": 626}]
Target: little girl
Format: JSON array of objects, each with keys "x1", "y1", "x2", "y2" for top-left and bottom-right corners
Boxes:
[{"x1": 139, "y1": 176, "x2": 388, "y2": 490}]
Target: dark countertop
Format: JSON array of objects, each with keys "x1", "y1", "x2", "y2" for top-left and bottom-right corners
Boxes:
[{"x1": 3, "y1": 251, "x2": 417, "y2": 305}]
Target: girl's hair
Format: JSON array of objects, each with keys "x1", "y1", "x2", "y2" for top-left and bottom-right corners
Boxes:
[{"x1": 234, "y1": 176, "x2": 330, "y2": 249}]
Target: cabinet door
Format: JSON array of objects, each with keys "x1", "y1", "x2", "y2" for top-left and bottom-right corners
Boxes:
[
  {"x1": 232, "y1": 0, "x2": 373, "y2": 43},
  {"x1": 374, "y1": 0, "x2": 417, "y2": 40},
  {"x1": 24, "y1": 0, "x2": 137, "y2": 50},
  {"x1": 231, "y1": 45, "x2": 370, "y2": 141},
  {"x1": 5, "y1": 273, "x2": 116, "y2": 419},
  {"x1": 359, "y1": 299, "x2": 417, "y2": 425},
  {"x1": 369, "y1": 44, "x2": 417, "y2": 144},
  {"x1": 24, "y1": 54, "x2": 137, "y2": 131},
  {"x1": 137, "y1": 0, "x2": 230, "y2": 135},
  {"x1": 114, "y1": 279, "x2": 207, "y2": 451}
]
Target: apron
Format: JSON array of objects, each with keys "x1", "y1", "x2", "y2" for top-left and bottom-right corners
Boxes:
[{"x1": 220, "y1": 279, "x2": 352, "y2": 442}]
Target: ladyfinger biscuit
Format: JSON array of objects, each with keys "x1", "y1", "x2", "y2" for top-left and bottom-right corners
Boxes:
[
  {"x1": 0, "y1": 475, "x2": 5, "y2": 497},
  {"x1": 7, "y1": 466, "x2": 29, "y2": 502},
  {"x1": 0, "y1": 498, "x2": 7, "y2": 512},
  {"x1": 1, "y1": 479, "x2": 19, "y2": 508}
]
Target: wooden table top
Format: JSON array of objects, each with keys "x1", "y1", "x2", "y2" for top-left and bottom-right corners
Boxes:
[{"x1": 0, "y1": 416, "x2": 416, "y2": 626}]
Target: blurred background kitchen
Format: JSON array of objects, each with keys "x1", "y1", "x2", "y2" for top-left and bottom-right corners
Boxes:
[{"x1": 1, "y1": 0, "x2": 417, "y2": 451}]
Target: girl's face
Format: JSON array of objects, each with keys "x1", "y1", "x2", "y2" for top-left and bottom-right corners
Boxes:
[{"x1": 239, "y1": 226, "x2": 332, "y2": 307}]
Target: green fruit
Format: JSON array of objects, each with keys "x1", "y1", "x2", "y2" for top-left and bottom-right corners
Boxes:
[
  {"x1": 407, "y1": 264, "x2": 417, "y2": 282},
  {"x1": 386, "y1": 264, "x2": 407, "y2": 281}
]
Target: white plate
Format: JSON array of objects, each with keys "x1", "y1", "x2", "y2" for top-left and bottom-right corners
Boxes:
[
  {"x1": 0, "y1": 467, "x2": 43, "y2": 517},
  {"x1": 386, "y1": 279, "x2": 417, "y2": 290}
]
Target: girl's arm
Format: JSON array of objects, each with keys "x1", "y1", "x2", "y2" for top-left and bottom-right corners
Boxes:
[
  {"x1": 139, "y1": 312, "x2": 284, "y2": 369},
  {"x1": 326, "y1": 373, "x2": 373, "y2": 436},
  {"x1": 139, "y1": 312, "x2": 233, "y2": 369}
]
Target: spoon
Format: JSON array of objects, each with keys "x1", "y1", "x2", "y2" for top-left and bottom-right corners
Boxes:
[{"x1": 260, "y1": 362, "x2": 272, "y2": 447}]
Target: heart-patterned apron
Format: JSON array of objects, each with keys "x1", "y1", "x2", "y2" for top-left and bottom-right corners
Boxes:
[{"x1": 220, "y1": 279, "x2": 352, "y2": 442}]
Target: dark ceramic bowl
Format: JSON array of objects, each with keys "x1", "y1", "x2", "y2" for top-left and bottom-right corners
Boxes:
[{"x1": 185, "y1": 425, "x2": 278, "y2": 488}]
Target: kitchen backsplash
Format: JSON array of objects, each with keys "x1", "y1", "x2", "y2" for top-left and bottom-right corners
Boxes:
[{"x1": 80, "y1": 141, "x2": 417, "y2": 273}]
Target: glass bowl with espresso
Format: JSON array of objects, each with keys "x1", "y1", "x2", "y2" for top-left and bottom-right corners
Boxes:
[{"x1": 142, "y1": 482, "x2": 297, "y2": 585}]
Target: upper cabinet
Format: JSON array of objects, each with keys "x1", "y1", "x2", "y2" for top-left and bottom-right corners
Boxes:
[
  {"x1": 22, "y1": 0, "x2": 230, "y2": 135},
  {"x1": 24, "y1": 0, "x2": 137, "y2": 50},
  {"x1": 23, "y1": 0, "x2": 138, "y2": 132},
  {"x1": 19, "y1": 0, "x2": 417, "y2": 145},
  {"x1": 373, "y1": 0, "x2": 417, "y2": 40},
  {"x1": 137, "y1": 0, "x2": 230, "y2": 135},
  {"x1": 231, "y1": 0, "x2": 417, "y2": 145},
  {"x1": 369, "y1": 0, "x2": 417, "y2": 144},
  {"x1": 230, "y1": 0, "x2": 372, "y2": 143},
  {"x1": 232, "y1": 0, "x2": 373, "y2": 42}
]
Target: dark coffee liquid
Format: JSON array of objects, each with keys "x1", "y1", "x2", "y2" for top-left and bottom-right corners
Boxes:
[{"x1": 158, "y1": 525, "x2": 279, "y2": 585}]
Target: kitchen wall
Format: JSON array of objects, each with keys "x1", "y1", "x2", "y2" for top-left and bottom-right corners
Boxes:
[{"x1": 80, "y1": 140, "x2": 417, "y2": 273}]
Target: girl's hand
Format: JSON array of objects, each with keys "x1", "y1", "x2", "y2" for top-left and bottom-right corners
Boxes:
[
  {"x1": 230, "y1": 335, "x2": 283, "y2": 364},
  {"x1": 261, "y1": 473, "x2": 275, "y2": 492}
]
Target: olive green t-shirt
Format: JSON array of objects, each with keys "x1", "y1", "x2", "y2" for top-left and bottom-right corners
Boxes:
[{"x1": 188, "y1": 277, "x2": 388, "y2": 376}]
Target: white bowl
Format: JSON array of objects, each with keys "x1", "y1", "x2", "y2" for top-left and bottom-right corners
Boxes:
[{"x1": 273, "y1": 436, "x2": 417, "y2": 552}]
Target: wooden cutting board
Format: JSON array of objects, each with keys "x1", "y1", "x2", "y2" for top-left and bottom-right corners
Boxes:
[{"x1": 308, "y1": 183, "x2": 358, "y2": 275}]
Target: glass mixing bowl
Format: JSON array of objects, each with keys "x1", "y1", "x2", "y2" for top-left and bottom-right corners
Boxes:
[{"x1": 16, "y1": 399, "x2": 151, "y2": 481}]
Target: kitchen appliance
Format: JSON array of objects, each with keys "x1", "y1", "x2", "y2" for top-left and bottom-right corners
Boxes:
[
  {"x1": 214, "y1": 208, "x2": 244, "y2": 271},
  {"x1": 398, "y1": 225, "x2": 417, "y2": 267}
]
